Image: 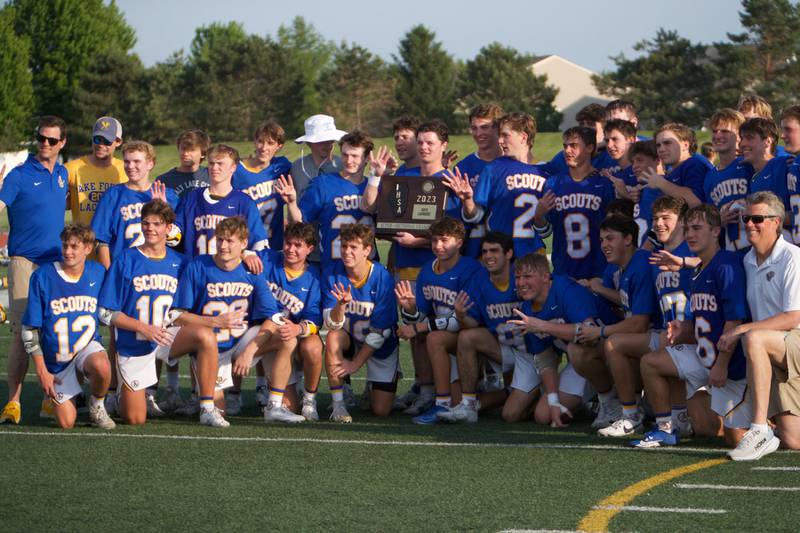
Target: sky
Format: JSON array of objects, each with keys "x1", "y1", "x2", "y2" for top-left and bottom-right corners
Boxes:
[{"x1": 117, "y1": 0, "x2": 747, "y2": 73}]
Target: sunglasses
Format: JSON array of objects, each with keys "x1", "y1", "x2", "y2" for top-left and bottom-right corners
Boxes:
[
  {"x1": 36, "y1": 134, "x2": 61, "y2": 146},
  {"x1": 741, "y1": 214, "x2": 779, "y2": 224},
  {"x1": 93, "y1": 135, "x2": 114, "y2": 146}
]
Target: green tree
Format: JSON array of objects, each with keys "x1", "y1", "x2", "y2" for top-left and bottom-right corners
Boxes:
[
  {"x1": 317, "y1": 43, "x2": 396, "y2": 135},
  {"x1": 0, "y1": 5, "x2": 33, "y2": 150},
  {"x1": 459, "y1": 43, "x2": 561, "y2": 131},
  {"x1": 135, "y1": 53, "x2": 188, "y2": 145},
  {"x1": 393, "y1": 25, "x2": 458, "y2": 128}
]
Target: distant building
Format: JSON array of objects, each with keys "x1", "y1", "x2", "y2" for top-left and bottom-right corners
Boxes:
[{"x1": 530, "y1": 55, "x2": 611, "y2": 131}]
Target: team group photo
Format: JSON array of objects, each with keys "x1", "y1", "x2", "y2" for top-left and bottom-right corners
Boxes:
[{"x1": 3, "y1": 1, "x2": 800, "y2": 531}]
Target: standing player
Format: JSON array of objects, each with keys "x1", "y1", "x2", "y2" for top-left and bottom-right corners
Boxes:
[
  {"x1": 605, "y1": 100, "x2": 641, "y2": 130},
  {"x1": 322, "y1": 224, "x2": 399, "y2": 422},
  {"x1": 260, "y1": 222, "x2": 323, "y2": 420},
  {"x1": 533, "y1": 126, "x2": 616, "y2": 280},
  {"x1": 173, "y1": 217, "x2": 303, "y2": 423},
  {"x1": 390, "y1": 116, "x2": 421, "y2": 174},
  {"x1": 65, "y1": 116, "x2": 126, "y2": 227},
  {"x1": 703, "y1": 109, "x2": 752, "y2": 253},
  {"x1": 175, "y1": 144, "x2": 268, "y2": 260},
  {"x1": 279, "y1": 131, "x2": 376, "y2": 268},
  {"x1": 456, "y1": 112, "x2": 548, "y2": 260},
  {"x1": 98, "y1": 200, "x2": 228, "y2": 427},
  {"x1": 156, "y1": 129, "x2": 211, "y2": 200},
  {"x1": 395, "y1": 218, "x2": 483, "y2": 424},
  {"x1": 233, "y1": 120, "x2": 292, "y2": 250},
  {"x1": 635, "y1": 204, "x2": 749, "y2": 447},
  {"x1": 291, "y1": 114, "x2": 346, "y2": 197},
  {"x1": 543, "y1": 104, "x2": 616, "y2": 175},
  {"x1": 601, "y1": 119, "x2": 638, "y2": 192},
  {"x1": 780, "y1": 105, "x2": 800, "y2": 155},
  {"x1": 23, "y1": 224, "x2": 115, "y2": 429},
  {"x1": 0, "y1": 116, "x2": 69, "y2": 424},
  {"x1": 628, "y1": 140, "x2": 660, "y2": 244}
]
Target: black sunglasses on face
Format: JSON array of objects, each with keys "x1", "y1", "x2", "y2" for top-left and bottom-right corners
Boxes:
[
  {"x1": 93, "y1": 135, "x2": 113, "y2": 146},
  {"x1": 741, "y1": 214, "x2": 779, "y2": 224},
  {"x1": 36, "y1": 134, "x2": 61, "y2": 146}
]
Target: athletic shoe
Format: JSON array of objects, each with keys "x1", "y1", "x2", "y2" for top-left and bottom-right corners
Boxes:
[
  {"x1": 598, "y1": 413, "x2": 644, "y2": 437},
  {"x1": 673, "y1": 411, "x2": 694, "y2": 437},
  {"x1": 0, "y1": 401, "x2": 21, "y2": 424},
  {"x1": 591, "y1": 398, "x2": 622, "y2": 429},
  {"x1": 263, "y1": 402, "x2": 305, "y2": 423},
  {"x1": 393, "y1": 387, "x2": 419, "y2": 411},
  {"x1": 88, "y1": 403, "x2": 116, "y2": 430},
  {"x1": 40, "y1": 398, "x2": 56, "y2": 419},
  {"x1": 158, "y1": 387, "x2": 183, "y2": 413},
  {"x1": 145, "y1": 392, "x2": 165, "y2": 418},
  {"x1": 225, "y1": 393, "x2": 242, "y2": 416},
  {"x1": 104, "y1": 392, "x2": 118, "y2": 417},
  {"x1": 413, "y1": 404, "x2": 449, "y2": 425},
  {"x1": 728, "y1": 427, "x2": 781, "y2": 461},
  {"x1": 629, "y1": 427, "x2": 679, "y2": 448},
  {"x1": 199, "y1": 407, "x2": 230, "y2": 428},
  {"x1": 174, "y1": 393, "x2": 200, "y2": 417},
  {"x1": 436, "y1": 401, "x2": 478, "y2": 423},
  {"x1": 403, "y1": 394, "x2": 434, "y2": 416},
  {"x1": 255, "y1": 385, "x2": 269, "y2": 407},
  {"x1": 301, "y1": 398, "x2": 319, "y2": 421},
  {"x1": 343, "y1": 383, "x2": 358, "y2": 409},
  {"x1": 329, "y1": 401, "x2": 353, "y2": 423}
]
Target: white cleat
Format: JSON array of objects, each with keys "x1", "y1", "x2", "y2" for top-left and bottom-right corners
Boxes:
[
  {"x1": 591, "y1": 398, "x2": 622, "y2": 429},
  {"x1": 598, "y1": 414, "x2": 644, "y2": 437},
  {"x1": 301, "y1": 398, "x2": 319, "y2": 421},
  {"x1": 89, "y1": 404, "x2": 116, "y2": 429},
  {"x1": 437, "y1": 401, "x2": 478, "y2": 423},
  {"x1": 728, "y1": 427, "x2": 781, "y2": 461},
  {"x1": 403, "y1": 394, "x2": 434, "y2": 416},
  {"x1": 199, "y1": 407, "x2": 230, "y2": 428},
  {"x1": 174, "y1": 393, "x2": 200, "y2": 417},
  {"x1": 158, "y1": 387, "x2": 184, "y2": 413},
  {"x1": 330, "y1": 401, "x2": 353, "y2": 424},
  {"x1": 255, "y1": 386, "x2": 270, "y2": 408},
  {"x1": 146, "y1": 392, "x2": 165, "y2": 418},
  {"x1": 263, "y1": 402, "x2": 305, "y2": 423},
  {"x1": 225, "y1": 393, "x2": 242, "y2": 416}
]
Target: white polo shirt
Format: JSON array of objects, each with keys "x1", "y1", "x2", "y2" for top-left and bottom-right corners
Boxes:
[{"x1": 744, "y1": 235, "x2": 800, "y2": 323}]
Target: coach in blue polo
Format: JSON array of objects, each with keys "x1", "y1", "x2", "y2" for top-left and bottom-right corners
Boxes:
[{"x1": 0, "y1": 115, "x2": 68, "y2": 425}]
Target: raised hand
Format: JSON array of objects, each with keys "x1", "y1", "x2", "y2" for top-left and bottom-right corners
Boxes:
[
  {"x1": 394, "y1": 280, "x2": 416, "y2": 313},
  {"x1": 453, "y1": 290, "x2": 474, "y2": 321},
  {"x1": 276, "y1": 174, "x2": 297, "y2": 204},
  {"x1": 330, "y1": 282, "x2": 353, "y2": 307},
  {"x1": 369, "y1": 146, "x2": 392, "y2": 178},
  {"x1": 442, "y1": 149, "x2": 459, "y2": 169},
  {"x1": 150, "y1": 180, "x2": 167, "y2": 202},
  {"x1": 442, "y1": 167, "x2": 474, "y2": 203},
  {"x1": 534, "y1": 190, "x2": 556, "y2": 220},
  {"x1": 649, "y1": 249, "x2": 683, "y2": 272}
]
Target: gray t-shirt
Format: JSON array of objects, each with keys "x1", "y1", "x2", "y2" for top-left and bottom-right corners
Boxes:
[
  {"x1": 156, "y1": 167, "x2": 210, "y2": 200},
  {"x1": 291, "y1": 154, "x2": 342, "y2": 199}
]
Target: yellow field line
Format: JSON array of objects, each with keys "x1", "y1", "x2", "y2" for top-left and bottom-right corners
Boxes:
[{"x1": 576, "y1": 457, "x2": 727, "y2": 532}]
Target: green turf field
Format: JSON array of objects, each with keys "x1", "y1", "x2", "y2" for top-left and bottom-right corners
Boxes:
[{"x1": 1, "y1": 323, "x2": 798, "y2": 533}]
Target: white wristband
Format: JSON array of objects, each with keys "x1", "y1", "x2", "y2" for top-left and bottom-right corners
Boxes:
[
  {"x1": 547, "y1": 393, "x2": 560, "y2": 407},
  {"x1": 368, "y1": 174, "x2": 382, "y2": 188}
]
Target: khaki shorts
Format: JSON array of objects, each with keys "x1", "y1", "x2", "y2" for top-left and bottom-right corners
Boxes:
[
  {"x1": 769, "y1": 329, "x2": 800, "y2": 417},
  {"x1": 8, "y1": 256, "x2": 37, "y2": 333}
]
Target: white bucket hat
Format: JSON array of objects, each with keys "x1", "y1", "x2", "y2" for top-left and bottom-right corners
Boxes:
[{"x1": 294, "y1": 114, "x2": 347, "y2": 143}]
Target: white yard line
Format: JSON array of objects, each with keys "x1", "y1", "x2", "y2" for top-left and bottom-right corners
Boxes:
[
  {"x1": 751, "y1": 466, "x2": 800, "y2": 471},
  {"x1": 592, "y1": 504, "x2": 726, "y2": 514},
  {"x1": 676, "y1": 483, "x2": 800, "y2": 492}
]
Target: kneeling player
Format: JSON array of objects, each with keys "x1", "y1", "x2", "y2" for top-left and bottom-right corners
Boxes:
[
  {"x1": 634, "y1": 205, "x2": 750, "y2": 447},
  {"x1": 506, "y1": 254, "x2": 595, "y2": 425},
  {"x1": 173, "y1": 217, "x2": 302, "y2": 423},
  {"x1": 98, "y1": 200, "x2": 227, "y2": 427},
  {"x1": 323, "y1": 224, "x2": 399, "y2": 422},
  {"x1": 23, "y1": 225, "x2": 115, "y2": 429}
]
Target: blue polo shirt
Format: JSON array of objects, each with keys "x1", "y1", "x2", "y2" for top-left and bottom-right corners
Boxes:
[{"x1": 0, "y1": 154, "x2": 67, "y2": 263}]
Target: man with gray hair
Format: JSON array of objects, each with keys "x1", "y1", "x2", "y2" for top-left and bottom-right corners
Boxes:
[{"x1": 719, "y1": 191, "x2": 800, "y2": 460}]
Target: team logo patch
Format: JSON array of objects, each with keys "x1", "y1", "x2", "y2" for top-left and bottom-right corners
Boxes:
[
  {"x1": 58, "y1": 175, "x2": 65, "y2": 188},
  {"x1": 56, "y1": 392, "x2": 63, "y2": 401},
  {"x1": 216, "y1": 376, "x2": 224, "y2": 385},
  {"x1": 101, "y1": 120, "x2": 110, "y2": 129},
  {"x1": 132, "y1": 380, "x2": 139, "y2": 389},
  {"x1": 766, "y1": 271, "x2": 775, "y2": 282}
]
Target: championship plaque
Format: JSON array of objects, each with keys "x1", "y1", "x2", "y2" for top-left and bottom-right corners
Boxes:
[{"x1": 375, "y1": 175, "x2": 450, "y2": 237}]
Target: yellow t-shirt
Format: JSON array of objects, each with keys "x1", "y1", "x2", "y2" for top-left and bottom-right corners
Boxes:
[{"x1": 65, "y1": 156, "x2": 127, "y2": 226}]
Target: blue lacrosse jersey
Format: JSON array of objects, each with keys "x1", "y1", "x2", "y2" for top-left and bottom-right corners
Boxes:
[
  {"x1": 544, "y1": 171, "x2": 615, "y2": 279},
  {"x1": 173, "y1": 255, "x2": 277, "y2": 352},
  {"x1": 749, "y1": 156, "x2": 792, "y2": 210},
  {"x1": 618, "y1": 249, "x2": 658, "y2": 323},
  {"x1": 787, "y1": 160, "x2": 800, "y2": 245},
  {"x1": 466, "y1": 270, "x2": 524, "y2": 349},
  {"x1": 260, "y1": 249, "x2": 322, "y2": 326},
  {"x1": 232, "y1": 156, "x2": 292, "y2": 250},
  {"x1": 456, "y1": 153, "x2": 495, "y2": 257},
  {"x1": 416, "y1": 256, "x2": 484, "y2": 318},
  {"x1": 521, "y1": 275, "x2": 599, "y2": 355},
  {"x1": 596, "y1": 264, "x2": 624, "y2": 326},
  {"x1": 175, "y1": 187, "x2": 268, "y2": 258},
  {"x1": 298, "y1": 173, "x2": 376, "y2": 266},
  {"x1": 637, "y1": 154, "x2": 712, "y2": 234},
  {"x1": 612, "y1": 165, "x2": 639, "y2": 187},
  {"x1": 23, "y1": 261, "x2": 105, "y2": 373},
  {"x1": 704, "y1": 158, "x2": 752, "y2": 252},
  {"x1": 689, "y1": 250, "x2": 748, "y2": 379},
  {"x1": 472, "y1": 156, "x2": 547, "y2": 259},
  {"x1": 321, "y1": 261, "x2": 398, "y2": 360},
  {"x1": 98, "y1": 247, "x2": 187, "y2": 357},
  {"x1": 91, "y1": 184, "x2": 179, "y2": 260},
  {"x1": 652, "y1": 241, "x2": 694, "y2": 328}
]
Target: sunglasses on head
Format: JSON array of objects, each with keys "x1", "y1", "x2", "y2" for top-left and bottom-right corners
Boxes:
[
  {"x1": 93, "y1": 135, "x2": 114, "y2": 146},
  {"x1": 36, "y1": 134, "x2": 61, "y2": 146},
  {"x1": 741, "y1": 214, "x2": 779, "y2": 224}
]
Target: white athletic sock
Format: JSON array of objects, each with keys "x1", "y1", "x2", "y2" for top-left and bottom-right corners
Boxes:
[
  {"x1": 89, "y1": 395, "x2": 104, "y2": 408},
  {"x1": 303, "y1": 390, "x2": 316, "y2": 402},
  {"x1": 751, "y1": 422, "x2": 769, "y2": 434}
]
